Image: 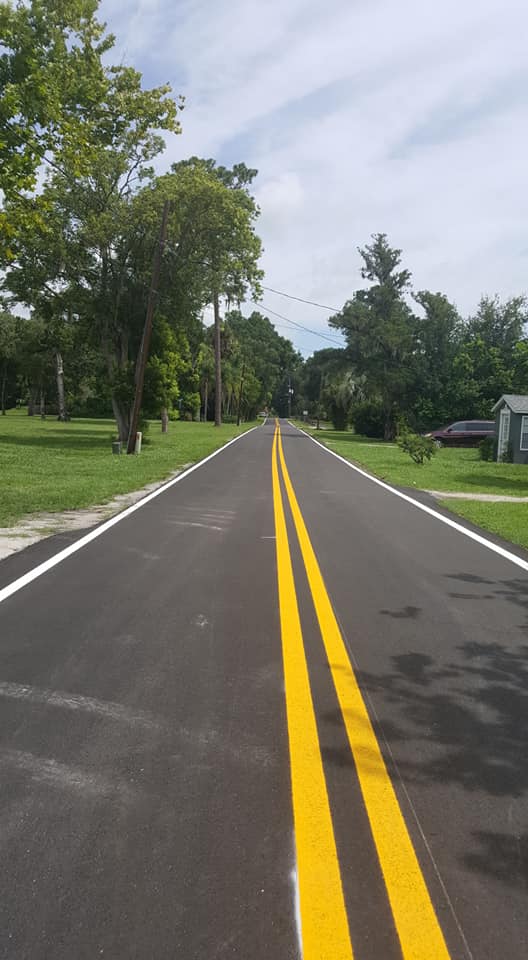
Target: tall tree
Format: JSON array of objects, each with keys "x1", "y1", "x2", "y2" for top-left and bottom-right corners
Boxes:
[
  {"x1": 225, "y1": 310, "x2": 301, "y2": 418},
  {"x1": 0, "y1": 310, "x2": 17, "y2": 413},
  {"x1": 466, "y1": 295, "x2": 527, "y2": 354},
  {"x1": 2, "y1": 54, "x2": 182, "y2": 439},
  {"x1": 321, "y1": 370, "x2": 364, "y2": 430},
  {"x1": 0, "y1": 0, "x2": 109, "y2": 196},
  {"x1": 330, "y1": 234, "x2": 416, "y2": 439},
  {"x1": 167, "y1": 159, "x2": 262, "y2": 426},
  {"x1": 412, "y1": 291, "x2": 463, "y2": 428}
]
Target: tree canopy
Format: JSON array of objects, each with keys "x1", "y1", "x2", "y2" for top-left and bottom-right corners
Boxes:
[{"x1": 2, "y1": 4, "x2": 527, "y2": 444}]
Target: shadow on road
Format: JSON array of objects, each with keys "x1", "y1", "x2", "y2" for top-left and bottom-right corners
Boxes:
[{"x1": 320, "y1": 571, "x2": 528, "y2": 893}]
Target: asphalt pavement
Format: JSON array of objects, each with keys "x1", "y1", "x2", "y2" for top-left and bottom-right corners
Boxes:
[{"x1": 0, "y1": 419, "x2": 527, "y2": 959}]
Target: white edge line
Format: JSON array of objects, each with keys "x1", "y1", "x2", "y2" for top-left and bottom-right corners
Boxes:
[
  {"x1": 290, "y1": 865, "x2": 304, "y2": 958},
  {"x1": 0, "y1": 426, "x2": 259, "y2": 605},
  {"x1": 289, "y1": 422, "x2": 528, "y2": 574}
]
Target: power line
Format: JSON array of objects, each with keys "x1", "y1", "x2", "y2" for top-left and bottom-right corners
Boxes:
[
  {"x1": 252, "y1": 301, "x2": 343, "y2": 347},
  {"x1": 262, "y1": 285, "x2": 340, "y2": 313}
]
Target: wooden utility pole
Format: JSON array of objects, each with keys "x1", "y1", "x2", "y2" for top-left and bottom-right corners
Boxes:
[
  {"x1": 213, "y1": 291, "x2": 222, "y2": 427},
  {"x1": 127, "y1": 200, "x2": 170, "y2": 454},
  {"x1": 236, "y1": 359, "x2": 246, "y2": 426}
]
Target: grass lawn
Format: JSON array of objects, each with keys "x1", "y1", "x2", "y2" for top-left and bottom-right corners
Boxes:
[
  {"x1": 293, "y1": 424, "x2": 528, "y2": 497},
  {"x1": 442, "y1": 501, "x2": 528, "y2": 552},
  {"x1": 292, "y1": 422, "x2": 528, "y2": 552},
  {"x1": 1, "y1": 410, "x2": 257, "y2": 526}
]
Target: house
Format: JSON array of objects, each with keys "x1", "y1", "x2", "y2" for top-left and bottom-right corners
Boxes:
[{"x1": 492, "y1": 395, "x2": 528, "y2": 463}]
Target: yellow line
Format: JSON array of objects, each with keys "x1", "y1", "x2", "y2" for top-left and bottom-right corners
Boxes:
[
  {"x1": 276, "y1": 425, "x2": 451, "y2": 960},
  {"x1": 271, "y1": 425, "x2": 354, "y2": 960}
]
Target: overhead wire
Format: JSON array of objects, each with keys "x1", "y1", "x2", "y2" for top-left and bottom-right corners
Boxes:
[
  {"x1": 262, "y1": 285, "x2": 341, "y2": 313},
  {"x1": 251, "y1": 300, "x2": 343, "y2": 347},
  {"x1": 161, "y1": 242, "x2": 345, "y2": 346}
]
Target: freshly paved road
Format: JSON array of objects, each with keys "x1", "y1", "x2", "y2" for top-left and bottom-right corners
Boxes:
[{"x1": 0, "y1": 419, "x2": 527, "y2": 959}]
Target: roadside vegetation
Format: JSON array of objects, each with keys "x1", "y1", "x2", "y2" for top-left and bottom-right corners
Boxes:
[
  {"x1": 294, "y1": 427, "x2": 528, "y2": 495},
  {"x1": 440, "y1": 501, "x2": 528, "y2": 551},
  {"x1": 294, "y1": 424, "x2": 528, "y2": 551},
  {"x1": 294, "y1": 235, "x2": 528, "y2": 441},
  {"x1": 0, "y1": 0, "x2": 300, "y2": 442},
  {"x1": 0, "y1": 411, "x2": 256, "y2": 527},
  {"x1": 2, "y1": 1, "x2": 528, "y2": 551}
]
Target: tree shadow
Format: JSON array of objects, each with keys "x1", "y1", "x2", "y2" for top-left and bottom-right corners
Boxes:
[
  {"x1": 457, "y1": 471, "x2": 528, "y2": 494},
  {"x1": 354, "y1": 594, "x2": 528, "y2": 891},
  {"x1": 314, "y1": 431, "x2": 383, "y2": 447},
  {"x1": 0, "y1": 432, "x2": 109, "y2": 451},
  {"x1": 445, "y1": 572, "x2": 528, "y2": 625},
  {"x1": 380, "y1": 605, "x2": 422, "y2": 620},
  {"x1": 464, "y1": 830, "x2": 528, "y2": 890}
]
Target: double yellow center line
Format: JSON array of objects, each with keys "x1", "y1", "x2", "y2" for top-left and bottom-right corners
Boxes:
[{"x1": 272, "y1": 421, "x2": 451, "y2": 960}]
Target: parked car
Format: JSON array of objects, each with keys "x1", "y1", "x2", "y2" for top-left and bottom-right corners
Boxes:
[{"x1": 425, "y1": 420, "x2": 496, "y2": 447}]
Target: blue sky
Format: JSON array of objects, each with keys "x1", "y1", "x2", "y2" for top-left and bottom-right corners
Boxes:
[{"x1": 100, "y1": 0, "x2": 528, "y2": 356}]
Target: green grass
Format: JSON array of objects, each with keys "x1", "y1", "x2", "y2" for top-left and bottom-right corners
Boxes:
[
  {"x1": 1, "y1": 410, "x2": 257, "y2": 526},
  {"x1": 291, "y1": 422, "x2": 528, "y2": 553},
  {"x1": 442, "y1": 501, "x2": 528, "y2": 551},
  {"x1": 293, "y1": 423, "x2": 528, "y2": 497}
]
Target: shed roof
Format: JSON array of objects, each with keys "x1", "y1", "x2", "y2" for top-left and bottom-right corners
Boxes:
[{"x1": 492, "y1": 394, "x2": 528, "y2": 414}]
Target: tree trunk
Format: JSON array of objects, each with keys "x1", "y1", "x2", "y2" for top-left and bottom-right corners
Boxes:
[
  {"x1": 384, "y1": 405, "x2": 396, "y2": 441},
  {"x1": 236, "y1": 361, "x2": 246, "y2": 426},
  {"x1": 112, "y1": 397, "x2": 130, "y2": 443},
  {"x1": 40, "y1": 387, "x2": 46, "y2": 420},
  {"x1": 161, "y1": 406, "x2": 169, "y2": 433},
  {"x1": 55, "y1": 350, "x2": 68, "y2": 422},
  {"x1": 28, "y1": 388, "x2": 37, "y2": 416},
  {"x1": 1, "y1": 361, "x2": 7, "y2": 415},
  {"x1": 203, "y1": 379, "x2": 208, "y2": 422},
  {"x1": 213, "y1": 292, "x2": 222, "y2": 427}
]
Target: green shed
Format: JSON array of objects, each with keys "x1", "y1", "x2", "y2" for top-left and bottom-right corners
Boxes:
[{"x1": 492, "y1": 394, "x2": 528, "y2": 464}]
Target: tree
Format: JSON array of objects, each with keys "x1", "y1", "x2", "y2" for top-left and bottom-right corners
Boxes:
[
  {"x1": 2, "y1": 53, "x2": 182, "y2": 439},
  {"x1": 224, "y1": 310, "x2": 301, "y2": 419},
  {"x1": 197, "y1": 342, "x2": 215, "y2": 421},
  {"x1": 330, "y1": 234, "x2": 416, "y2": 439},
  {"x1": 14, "y1": 315, "x2": 56, "y2": 415},
  {"x1": 452, "y1": 338, "x2": 512, "y2": 417},
  {"x1": 0, "y1": 310, "x2": 17, "y2": 413},
  {"x1": 447, "y1": 297, "x2": 528, "y2": 418},
  {"x1": 168, "y1": 159, "x2": 262, "y2": 426},
  {"x1": 512, "y1": 340, "x2": 528, "y2": 393},
  {"x1": 467, "y1": 295, "x2": 527, "y2": 354},
  {"x1": 321, "y1": 370, "x2": 364, "y2": 430},
  {"x1": 142, "y1": 316, "x2": 190, "y2": 429},
  {"x1": 412, "y1": 291, "x2": 463, "y2": 429},
  {"x1": 298, "y1": 348, "x2": 347, "y2": 419},
  {"x1": 0, "y1": 0, "x2": 109, "y2": 201}
]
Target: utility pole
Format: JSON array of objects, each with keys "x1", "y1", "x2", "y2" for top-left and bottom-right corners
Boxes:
[
  {"x1": 127, "y1": 200, "x2": 170, "y2": 454},
  {"x1": 236, "y1": 359, "x2": 246, "y2": 426},
  {"x1": 214, "y1": 291, "x2": 222, "y2": 427},
  {"x1": 287, "y1": 375, "x2": 292, "y2": 419}
]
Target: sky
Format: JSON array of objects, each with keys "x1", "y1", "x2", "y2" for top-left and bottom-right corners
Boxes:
[{"x1": 100, "y1": 0, "x2": 528, "y2": 356}]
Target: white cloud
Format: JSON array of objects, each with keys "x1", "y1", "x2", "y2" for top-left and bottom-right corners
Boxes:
[{"x1": 100, "y1": 0, "x2": 528, "y2": 354}]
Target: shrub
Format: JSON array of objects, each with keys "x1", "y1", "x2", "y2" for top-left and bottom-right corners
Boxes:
[
  {"x1": 350, "y1": 401, "x2": 385, "y2": 438},
  {"x1": 479, "y1": 436, "x2": 497, "y2": 461},
  {"x1": 398, "y1": 427, "x2": 436, "y2": 464},
  {"x1": 329, "y1": 407, "x2": 348, "y2": 431}
]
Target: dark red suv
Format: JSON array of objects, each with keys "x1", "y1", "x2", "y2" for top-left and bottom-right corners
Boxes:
[{"x1": 426, "y1": 420, "x2": 496, "y2": 447}]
